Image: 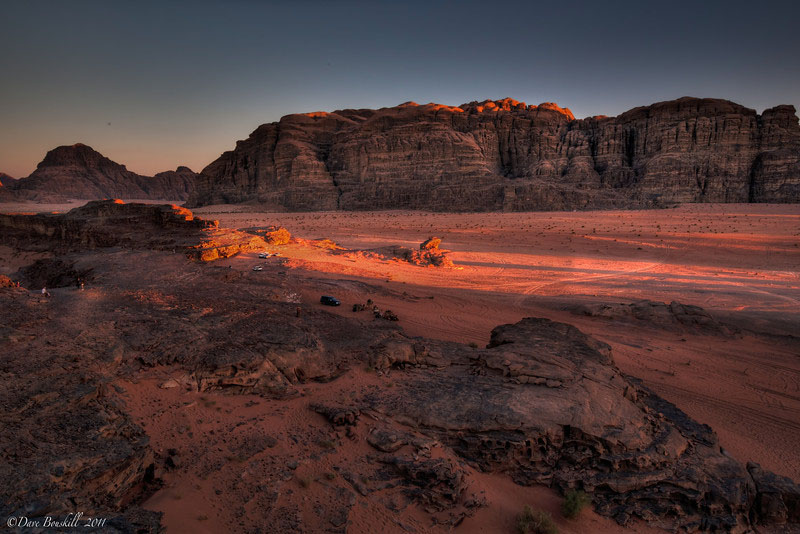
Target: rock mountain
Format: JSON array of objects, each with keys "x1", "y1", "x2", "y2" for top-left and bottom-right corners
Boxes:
[
  {"x1": 187, "y1": 97, "x2": 800, "y2": 211},
  {"x1": 1, "y1": 144, "x2": 196, "y2": 202}
]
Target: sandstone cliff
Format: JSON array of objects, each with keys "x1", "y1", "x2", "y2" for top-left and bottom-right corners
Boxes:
[
  {"x1": 3, "y1": 144, "x2": 196, "y2": 202},
  {"x1": 187, "y1": 97, "x2": 800, "y2": 211}
]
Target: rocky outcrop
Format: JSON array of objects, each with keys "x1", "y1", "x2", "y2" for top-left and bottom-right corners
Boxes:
[
  {"x1": 364, "y1": 318, "x2": 799, "y2": 532},
  {"x1": 242, "y1": 225, "x2": 292, "y2": 245},
  {"x1": 0, "y1": 199, "x2": 265, "y2": 262},
  {"x1": 15, "y1": 258, "x2": 94, "y2": 289},
  {"x1": 336, "y1": 236, "x2": 454, "y2": 267},
  {"x1": 748, "y1": 462, "x2": 800, "y2": 525},
  {"x1": 148, "y1": 165, "x2": 197, "y2": 200},
  {"x1": 188, "y1": 97, "x2": 800, "y2": 211},
  {"x1": 4, "y1": 144, "x2": 196, "y2": 202},
  {"x1": 0, "y1": 199, "x2": 212, "y2": 248},
  {"x1": 570, "y1": 299, "x2": 740, "y2": 336}
]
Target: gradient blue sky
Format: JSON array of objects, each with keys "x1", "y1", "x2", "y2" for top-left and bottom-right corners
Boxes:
[{"x1": 2, "y1": 0, "x2": 798, "y2": 178}]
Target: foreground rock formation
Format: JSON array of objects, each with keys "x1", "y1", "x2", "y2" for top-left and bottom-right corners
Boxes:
[
  {"x1": 1, "y1": 202, "x2": 798, "y2": 533},
  {"x1": 1, "y1": 144, "x2": 196, "y2": 202},
  {"x1": 188, "y1": 97, "x2": 800, "y2": 211},
  {"x1": 0, "y1": 199, "x2": 265, "y2": 261}
]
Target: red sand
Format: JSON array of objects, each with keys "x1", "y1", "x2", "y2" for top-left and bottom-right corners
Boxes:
[
  {"x1": 10, "y1": 201, "x2": 797, "y2": 533},
  {"x1": 194, "y1": 204, "x2": 800, "y2": 484}
]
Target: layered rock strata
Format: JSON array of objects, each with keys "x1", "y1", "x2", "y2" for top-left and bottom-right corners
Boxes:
[{"x1": 188, "y1": 97, "x2": 800, "y2": 211}]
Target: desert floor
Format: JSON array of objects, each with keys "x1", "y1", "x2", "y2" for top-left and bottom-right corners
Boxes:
[
  {"x1": 191, "y1": 203, "x2": 800, "y2": 487},
  {"x1": 5, "y1": 201, "x2": 798, "y2": 533}
]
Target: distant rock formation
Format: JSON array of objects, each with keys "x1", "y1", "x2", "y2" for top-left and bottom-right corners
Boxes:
[
  {"x1": 149, "y1": 165, "x2": 198, "y2": 200},
  {"x1": 187, "y1": 97, "x2": 800, "y2": 211},
  {"x1": 2, "y1": 144, "x2": 196, "y2": 202}
]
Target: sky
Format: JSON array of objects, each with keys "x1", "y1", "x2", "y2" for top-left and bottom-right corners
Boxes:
[{"x1": 1, "y1": 0, "x2": 799, "y2": 178}]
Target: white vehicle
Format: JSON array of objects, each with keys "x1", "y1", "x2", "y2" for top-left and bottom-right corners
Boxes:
[
  {"x1": 258, "y1": 252, "x2": 268, "y2": 259},
  {"x1": 252, "y1": 265, "x2": 263, "y2": 271}
]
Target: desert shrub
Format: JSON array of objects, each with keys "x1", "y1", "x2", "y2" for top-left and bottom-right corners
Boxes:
[
  {"x1": 517, "y1": 505, "x2": 558, "y2": 534},
  {"x1": 561, "y1": 489, "x2": 590, "y2": 519}
]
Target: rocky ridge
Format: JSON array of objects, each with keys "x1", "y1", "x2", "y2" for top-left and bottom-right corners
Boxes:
[
  {"x1": 187, "y1": 96, "x2": 800, "y2": 211},
  {"x1": 0, "y1": 199, "x2": 265, "y2": 261}
]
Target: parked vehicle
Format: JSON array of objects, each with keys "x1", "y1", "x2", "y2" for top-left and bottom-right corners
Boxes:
[
  {"x1": 258, "y1": 252, "x2": 268, "y2": 259},
  {"x1": 320, "y1": 295, "x2": 340, "y2": 306},
  {"x1": 253, "y1": 265, "x2": 263, "y2": 271}
]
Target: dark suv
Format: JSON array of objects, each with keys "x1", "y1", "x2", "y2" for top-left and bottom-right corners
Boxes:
[{"x1": 320, "y1": 296, "x2": 341, "y2": 306}]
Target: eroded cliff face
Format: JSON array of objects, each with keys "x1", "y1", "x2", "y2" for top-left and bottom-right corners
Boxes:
[
  {"x1": 4, "y1": 144, "x2": 196, "y2": 202},
  {"x1": 187, "y1": 97, "x2": 800, "y2": 211}
]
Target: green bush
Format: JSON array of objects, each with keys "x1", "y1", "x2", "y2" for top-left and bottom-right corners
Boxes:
[
  {"x1": 561, "y1": 489, "x2": 591, "y2": 519},
  {"x1": 517, "y1": 505, "x2": 558, "y2": 534}
]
